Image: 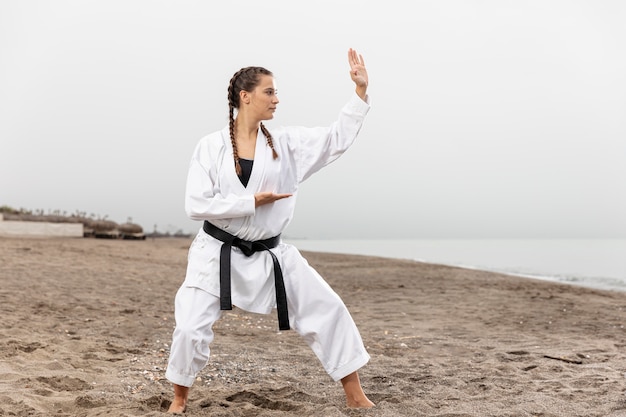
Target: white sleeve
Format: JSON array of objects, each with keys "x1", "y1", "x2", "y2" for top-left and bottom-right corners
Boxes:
[{"x1": 289, "y1": 92, "x2": 371, "y2": 183}]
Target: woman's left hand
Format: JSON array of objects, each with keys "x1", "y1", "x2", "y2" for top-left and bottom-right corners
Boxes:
[
  {"x1": 348, "y1": 48, "x2": 368, "y2": 99},
  {"x1": 254, "y1": 191, "x2": 292, "y2": 207}
]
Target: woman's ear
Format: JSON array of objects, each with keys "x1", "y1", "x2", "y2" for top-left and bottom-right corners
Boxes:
[{"x1": 239, "y1": 90, "x2": 250, "y2": 105}]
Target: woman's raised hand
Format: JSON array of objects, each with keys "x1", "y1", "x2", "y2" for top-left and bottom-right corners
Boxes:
[{"x1": 348, "y1": 48, "x2": 368, "y2": 100}]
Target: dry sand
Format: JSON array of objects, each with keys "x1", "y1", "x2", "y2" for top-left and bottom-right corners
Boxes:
[{"x1": 1, "y1": 236, "x2": 625, "y2": 417}]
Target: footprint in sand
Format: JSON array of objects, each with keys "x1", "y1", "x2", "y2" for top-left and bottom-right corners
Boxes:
[
  {"x1": 35, "y1": 376, "x2": 92, "y2": 391},
  {"x1": 226, "y1": 390, "x2": 302, "y2": 411},
  {"x1": 0, "y1": 340, "x2": 44, "y2": 358},
  {"x1": 75, "y1": 395, "x2": 107, "y2": 409}
]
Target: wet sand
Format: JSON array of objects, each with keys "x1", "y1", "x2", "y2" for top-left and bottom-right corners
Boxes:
[{"x1": 1, "y1": 236, "x2": 625, "y2": 416}]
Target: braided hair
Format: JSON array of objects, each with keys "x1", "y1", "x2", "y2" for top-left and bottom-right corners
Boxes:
[{"x1": 227, "y1": 67, "x2": 279, "y2": 176}]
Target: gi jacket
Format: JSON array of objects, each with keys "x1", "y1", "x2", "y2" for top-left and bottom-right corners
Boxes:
[{"x1": 182, "y1": 93, "x2": 371, "y2": 314}]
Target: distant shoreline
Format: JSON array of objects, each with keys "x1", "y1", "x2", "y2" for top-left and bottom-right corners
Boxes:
[{"x1": 285, "y1": 237, "x2": 626, "y2": 293}]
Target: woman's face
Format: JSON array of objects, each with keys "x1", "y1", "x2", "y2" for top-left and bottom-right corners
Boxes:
[{"x1": 247, "y1": 75, "x2": 279, "y2": 120}]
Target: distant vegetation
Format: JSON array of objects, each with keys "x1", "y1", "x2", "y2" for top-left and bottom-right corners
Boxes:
[{"x1": 0, "y1": 205, "x2": 191, "y2": 239}]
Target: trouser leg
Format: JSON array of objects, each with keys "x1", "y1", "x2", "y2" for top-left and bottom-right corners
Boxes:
[
  {"x1": 282, "y1": 248, "x2": 370, "y2": 381},
  {"x1": 165, "y1": 286, "x2": 222, "y2": 387}
]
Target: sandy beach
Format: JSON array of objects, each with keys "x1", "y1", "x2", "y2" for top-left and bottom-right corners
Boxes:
[{"x1": 1, "y1": 235, "x2": 625, "y2": 417}]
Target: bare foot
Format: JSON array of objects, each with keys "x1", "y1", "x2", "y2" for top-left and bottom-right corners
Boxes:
[
  {"x1": 167, "y1": 400, "x2": 187, "y2": 414},
  {"x1": 341, "y1": 371, "x2": 375, "y2": 409},
  {"x1": 167, "y1": 384, "x2": 189, "y2": 413},
  {"x1": 347, "y1": 396, "x2": 376, "y2": 409}
]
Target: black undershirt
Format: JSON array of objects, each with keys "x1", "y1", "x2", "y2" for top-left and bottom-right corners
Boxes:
[{"x1": 238, "y1": 158, "x2": 253, "y2": 187}]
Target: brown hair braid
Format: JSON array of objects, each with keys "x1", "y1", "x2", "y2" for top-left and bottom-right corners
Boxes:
[{"x1": 227, "y1": 66, "x2": 279, "y2": 176}]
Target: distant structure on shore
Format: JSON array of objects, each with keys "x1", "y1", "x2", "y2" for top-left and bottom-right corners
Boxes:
[
  {"x1": 0, "y1": 205, "x2": 193, "y2": 239},
  {"x1": 0, "y1": 206, "x2": 146, "y2": 239},
  {"x1": 0, "y1": 212, "x2": 84, "y2": 238}
]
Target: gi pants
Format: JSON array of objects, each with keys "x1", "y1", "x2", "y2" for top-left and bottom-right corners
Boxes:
[{"x1": 164, "y1": 246, "x2": 370, "y2": 387}]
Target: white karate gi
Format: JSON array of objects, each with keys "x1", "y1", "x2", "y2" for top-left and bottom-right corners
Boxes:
[{"x1": 165, "y1": 93, "x2": 371, "y2": 387}]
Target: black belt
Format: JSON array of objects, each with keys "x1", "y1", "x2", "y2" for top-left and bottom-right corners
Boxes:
[{"x1": 202, "y1": 221, "x2": 290, "y2": 331}]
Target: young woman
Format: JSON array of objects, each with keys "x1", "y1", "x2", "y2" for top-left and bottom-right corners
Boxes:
[{"x1": 165, "y1": 48, "x2": 374, "y2": 413}]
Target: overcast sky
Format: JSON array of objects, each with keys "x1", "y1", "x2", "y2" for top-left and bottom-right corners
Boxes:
[{"x1": 1, "y1": 1, "x2": 624, "y2": 239}]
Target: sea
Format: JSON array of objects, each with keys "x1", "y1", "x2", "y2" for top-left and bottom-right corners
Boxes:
[{"x1": 283, "y1": 238, "x2": 626, "y2": 293}]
